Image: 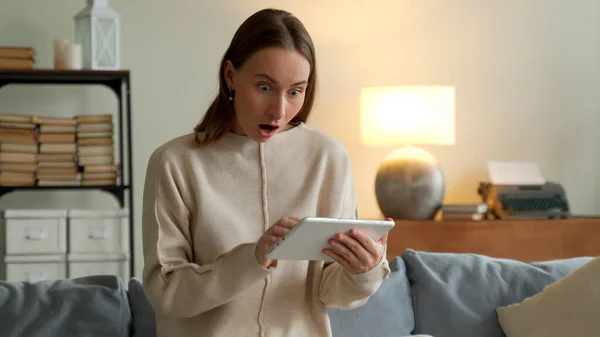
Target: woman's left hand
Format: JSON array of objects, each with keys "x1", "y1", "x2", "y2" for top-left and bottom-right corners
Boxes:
[{"x1": 322, "y1": 218, "x2": 390, "y2": 274}]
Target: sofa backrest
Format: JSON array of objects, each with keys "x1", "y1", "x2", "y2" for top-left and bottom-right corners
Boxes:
[
  {"x1": 401, "y1": 249, "x2": 594, "y2": 337},
  {"x1": 0, "y1": 275, "x2": 131, "y2": 337},
  {"x1": 7, "y1": 250, "x2": 587, "y2": 337},
  {"x1": 327, "y1": 256, "x2": 415, "y2": 337}
]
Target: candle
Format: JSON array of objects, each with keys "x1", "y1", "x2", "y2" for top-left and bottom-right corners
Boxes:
[
  {"x1": 53, "y1": 39, "x2": 68, "y2": 69},
  {"x1": 63, "y1": 44, "x2": 82, "y2": 70},
  {"x1": 54, "y1": 40, "x2": 82, "y2": 70}
]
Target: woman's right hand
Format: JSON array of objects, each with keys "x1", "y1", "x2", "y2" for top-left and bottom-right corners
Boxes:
[{"x1": 255, "y1": 217, "x2": 300, "y2": 268}]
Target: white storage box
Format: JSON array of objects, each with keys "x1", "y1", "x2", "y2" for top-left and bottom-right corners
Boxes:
[
  {"x1": 67, "y1": 253, "x2": 129, "y2": 281},
  {"x1": 2, "y1": 209, "x2": 68, "y2": 255},
  {"x1": 5, "y1": 254, "x2": 67, "y2": 283},
  {"x1": 67, "y1": 209, "x2": 129, "y2": 254}
]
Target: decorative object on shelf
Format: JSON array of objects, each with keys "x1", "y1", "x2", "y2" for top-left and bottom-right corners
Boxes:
[
  {"x1": 360, "y1": 85, "x2": 455, "y2": 220},
  {"x1": 53, "y1": 39, "x2": 82, "y2": 70},
  {"x1": 74, "y1": 0, "x2": 120, "y2": 70}
]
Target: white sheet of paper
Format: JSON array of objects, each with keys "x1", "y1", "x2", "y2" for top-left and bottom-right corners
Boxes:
[{"x1": 487, "y1": 161, "x2": 546, "y2": 185}]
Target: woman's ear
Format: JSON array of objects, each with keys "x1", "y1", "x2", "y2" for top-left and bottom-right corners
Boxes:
[{"x1": 224, "y1": 60, "x2": 236, "y2": 90}]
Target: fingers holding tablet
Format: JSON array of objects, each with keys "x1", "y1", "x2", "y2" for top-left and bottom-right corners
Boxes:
[
  {"x1": 345, "y1": 229, "x2": 380, "y2": 256},
  {"x1": 323, "y1": 230, "x2": 385, "y2": 274},
  {"x1": 323, "y1": 233, "x2": 368, "y2": 273},
  {"x1": 255, "y1": 217, "x2": 301, "y2": 269},
  {"x1": 323, "y1": 217, "x2": 392, "y2": 274}
]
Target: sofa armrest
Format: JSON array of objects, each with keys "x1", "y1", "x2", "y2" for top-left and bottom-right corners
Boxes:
[{"x1": 127, "y1": 277, "x2": 156, "y2": 337}]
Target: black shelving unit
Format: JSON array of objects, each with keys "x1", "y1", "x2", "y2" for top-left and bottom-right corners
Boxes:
[{"x1": 0, "y1": 69, "x2": 134, "y2": 279}]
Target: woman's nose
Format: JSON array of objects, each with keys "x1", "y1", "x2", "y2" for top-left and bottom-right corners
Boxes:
[{"x1": 269, "y1": 95, "x2": 286, "y2": 119}]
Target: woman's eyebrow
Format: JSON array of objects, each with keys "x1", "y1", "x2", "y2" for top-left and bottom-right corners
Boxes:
[{"x1": 255, "y1": 73, "x2": 307, "y2": 86}]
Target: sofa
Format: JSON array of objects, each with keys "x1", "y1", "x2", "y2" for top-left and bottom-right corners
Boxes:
[{"x1": 0, "y1": 249, "x2": 595, "y2": 337}]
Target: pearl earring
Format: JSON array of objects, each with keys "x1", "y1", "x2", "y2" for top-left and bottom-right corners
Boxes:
[{"x1": 228, "y1": 88, "x2": 233, "y2": 101}]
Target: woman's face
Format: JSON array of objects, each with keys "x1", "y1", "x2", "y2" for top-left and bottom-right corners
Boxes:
[{"x1": 224, "y1": 47, "x2": 311, "y2": 142}]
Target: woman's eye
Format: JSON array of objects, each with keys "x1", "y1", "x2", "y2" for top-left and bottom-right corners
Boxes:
[
  {"x1": 258, "y1": 84, "x2": 270, "y2": 91},
  {"x1": 289, "y1": 89, "x2": 302, "y2": 96}
]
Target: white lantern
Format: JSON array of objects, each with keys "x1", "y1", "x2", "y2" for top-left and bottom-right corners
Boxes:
[{"x1": 74, "y1": 0, "x2": 120, "y2": 70}]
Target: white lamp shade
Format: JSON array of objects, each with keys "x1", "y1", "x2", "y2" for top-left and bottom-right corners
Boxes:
[{"x1": 360, "y1": 86, "x2": 455, "y2": 146}]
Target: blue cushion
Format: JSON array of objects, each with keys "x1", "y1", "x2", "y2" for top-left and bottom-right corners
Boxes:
[
  {"x1": 0, "y1": 275, "x2": 131, "y2": 337},
  {"x1": 328, "y1": 256, "x2": 414, "y2": 337},
  {"x1": 128, "y1": 278, "x2": 156, "y2": 337},
  {"x1": 402, "y1": 249, "x2": 593, "y2": 337}
]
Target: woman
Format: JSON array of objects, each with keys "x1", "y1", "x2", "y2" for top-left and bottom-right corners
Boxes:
[{"x1": 141, "y1": 8, "x2": 391, "y2": 337}]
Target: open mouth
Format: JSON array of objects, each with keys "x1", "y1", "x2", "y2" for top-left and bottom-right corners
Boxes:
[{"x1": 259, "y1": 124, "x2": 278, "y2": 134}]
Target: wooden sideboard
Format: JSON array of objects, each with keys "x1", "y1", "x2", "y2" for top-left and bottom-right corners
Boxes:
[{"x1": 387, "y1": 218, "x2": 600, "y2": 262}]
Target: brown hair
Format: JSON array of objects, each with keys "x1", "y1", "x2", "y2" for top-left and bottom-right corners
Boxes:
[{"x1": 194, "y1": 8, "x2": 317, "y2": 146}]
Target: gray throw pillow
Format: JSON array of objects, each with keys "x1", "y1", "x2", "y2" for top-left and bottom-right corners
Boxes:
[
  {"x1": 0, "y1": 275, "x2": 131, "y2": 337},
  {"x1": 328, "y1": 257, "x2": 415, "y2": 337},
  {"x1": 402, "y1": 249, "x2": 593, "y2": 337},
  {"x1": 128, "y1": 277, "x2": 157, "y2": 337}
]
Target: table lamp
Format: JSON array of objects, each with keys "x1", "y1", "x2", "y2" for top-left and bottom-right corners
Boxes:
[{"x1": 361, "y1": 85, "x2": 455, "y2": 219}]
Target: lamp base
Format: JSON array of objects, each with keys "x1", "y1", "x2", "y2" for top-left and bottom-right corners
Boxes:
[{"x1": 375, "y1": 145, "x2": 445, "y2": 220}]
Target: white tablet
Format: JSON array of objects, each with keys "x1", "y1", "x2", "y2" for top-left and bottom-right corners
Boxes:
[{"x1": 264, "y1": 217, "x2": 395, "y2": 262}]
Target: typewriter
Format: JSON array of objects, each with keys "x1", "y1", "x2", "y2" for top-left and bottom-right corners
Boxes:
[{"x1": 478, "y1": 182, "x2": 570, "y2": 219}]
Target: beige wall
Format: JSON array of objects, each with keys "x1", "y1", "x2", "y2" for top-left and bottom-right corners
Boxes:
[{"x1": 1, "y1": 0, "x2": 599, "y2": 277}]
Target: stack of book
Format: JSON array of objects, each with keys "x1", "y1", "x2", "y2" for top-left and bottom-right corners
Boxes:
[
  {"x1": 35, "y1": 116, "x2": 78, "y2": 186},
  {"x1": 75, "y1": 114, "x2": 119, "y2": 186},
  {"x1": 0, "y1": 46, "x2": 35, "y2": 70},
  {"x1": 0, "y1": 113, "x2": 38, "y2": 186},
  {"x1": 1, "y1": 112, "x2": 119, "y2": 187},
  {"x1": 440, "y1": 203, "x2": 488, "y2": 220}
]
